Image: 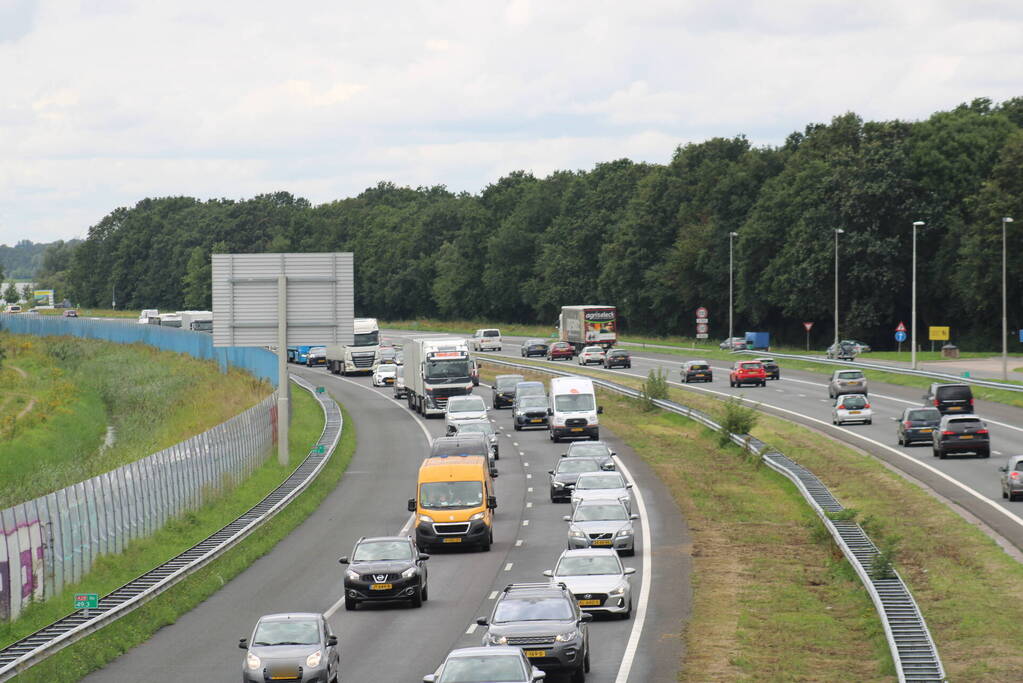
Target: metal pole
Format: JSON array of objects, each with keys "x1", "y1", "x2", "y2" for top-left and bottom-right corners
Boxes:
[
  {"x1": 1004, "y1": 217, "x2": 1014, "y2": 380},
  {"x1": 911, "y1": 221, "x2": 924, "y2": 370},
  {"x1": 729, "y1": 231, "x2": 737, "y2": 349},
  {"x1": 277, "y1": 274, "x2": 289, "y2": 466},
  {"x1": 834, "y1": 229, "x2": 843, "y2": 349}
]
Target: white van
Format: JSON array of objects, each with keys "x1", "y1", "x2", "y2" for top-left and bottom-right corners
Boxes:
[
  {"x1": 138, "y1": 309, "x2": 159, "y2": 324},
  {"x1": 470, "y1": 328, "x2": 502, "y2": 352},
  {"x1": 549, "y1": 376, "x2": 602, "y2": 442}
]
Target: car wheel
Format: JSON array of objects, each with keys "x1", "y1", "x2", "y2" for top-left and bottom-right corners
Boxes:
[
  {"x1": 897, "y1": 434, "x2": 904, "y2": 446},
  {"x1": 622, "y1": 600, "x2": 633, "y2": 620},
  {"x1": 410, "y1": 587, "x2": 423, "y2": 608},
  {"x1": 938, "y1": 450, "x2": 947, "y2": 460},
  {"x1": 620, "y1": 547, "x2": 635, "y2": 557},
  {"x1": 344, "y1": 596, "x2": 357, "y2": 611},
  {"x1": 866, "y1": 419, "x2": 872, "y2": 425},
  {"x1": 480, "y1": 529, "x2": 493, "y2": 552},
  {"x1": 571, "y1": 664, "x2": 586, "y2": 682},
  {"x1": 422, "y1": 583, "x2": 429, "y2": 601},
  {"x1": 514, "y1": 424, "x2": 521, "y2": 431},
  {"x1": 981, "y1": 449, "x2": 991, "y2": 458}
]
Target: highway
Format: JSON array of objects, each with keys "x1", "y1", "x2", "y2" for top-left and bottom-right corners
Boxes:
[
  {"x1": 449, "y1": 331, "x2": 1023, "y2": 554},
  {"x1": 84, "y1": 355, "x2": 690, "y2": 681}
]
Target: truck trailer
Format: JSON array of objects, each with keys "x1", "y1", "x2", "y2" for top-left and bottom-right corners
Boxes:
[
  {"x1": 559, "y1": 305, "x2": 618, "y2": 352},
  {"x1": 404, "y1": 337, "x2": 474, "y2": 417},
  {"x1": 179, "y1": 310, "x2": 213, "y2": 333},
  {"x1": 325, "y1": 317, "x2": 380, "y2": 375}
]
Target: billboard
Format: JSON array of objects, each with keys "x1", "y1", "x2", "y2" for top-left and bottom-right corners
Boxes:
[{"x1": 32, "y1": 290, "x2": 54, "y2": 308}]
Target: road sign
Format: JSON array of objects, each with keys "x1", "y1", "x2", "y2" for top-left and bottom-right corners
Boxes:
[
  {"x1": 803, "y1": 322, "x2": 813, "y2": 332},
  {"x1": 74, "y1": 593, "x2": 98, "y2": 610},
  {"x1": 1019, "y1": 330, "x2": 1023, "y2": 343},
  {"x1": 929, "y1": 326, "x2": 950, "y2": 341},
  {"x1": 695, "y1": 318, "x2": 709, "y2": 324},
  {"x1": 895, "y1": 331, "x2": 907, "y2": 343},
  {"x1": 313, "y1": 444, "x2": 326, "y2": 454},
  {"x1": 896, "y1": 321, "x2": 907, "y2": 332},
  {"x1": 696, "y1": 333, "x2": 709, "y2": 339},
  {"x1": 696, "y1": 323, "x2": 709, "y2": 334},
  {"x1": 316, "y1": 386, "x2": 325, "y2": 394},
  {"x1": 696, "y1": 307, "x2": 708, "y2": 319}
]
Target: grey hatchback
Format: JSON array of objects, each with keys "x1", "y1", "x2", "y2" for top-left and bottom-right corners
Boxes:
[
  {"x1": 932, "y1": 414, "x2": 990, "y2": 459},
  {"x1": 894, "y1": 407, "x2": 941, "y2": 446},
  {"x1": 1000, "y1": 455, "x2": 1023, "y2": 501},
  {"x1": 240, "y1": 612, "x2": 340, "y2": 683},
  {"x1": 828, "y1": 369, "x2": 868, "y2": 398}
]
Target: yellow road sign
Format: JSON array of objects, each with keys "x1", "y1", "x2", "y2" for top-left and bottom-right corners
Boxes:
[{"x1": 928, "y1": 326, "x2": 950, "y2": 341}]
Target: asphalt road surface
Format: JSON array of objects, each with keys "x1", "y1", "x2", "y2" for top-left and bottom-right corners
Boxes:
[{"x1": 84, "y1": 359, "x2": 690, "y2": 682}]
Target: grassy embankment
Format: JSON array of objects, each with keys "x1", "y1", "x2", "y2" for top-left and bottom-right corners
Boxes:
[
  {"x1": 30, "y1": 308, "x2": 140, "y2": 318},
  {"x1": 5, "y1": 386, "x2": 350, "y2": 683},
  {"x1": 385, "y1": 318, "x2": 1023, "y2": 406},
  {"x1": 0, "y1": 333, "x2": 271, "y2": 508},
  {"x1": 481, "y1": 358, "x2": 1023, "y2": 681}
]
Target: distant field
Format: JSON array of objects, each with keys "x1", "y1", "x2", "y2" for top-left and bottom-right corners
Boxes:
[
  {"x1": 0, "y1": 333, "x2": 272, "y2": 508},
  {"x1": 32, "y1": 308, "x2": 140, "y2": 318}
]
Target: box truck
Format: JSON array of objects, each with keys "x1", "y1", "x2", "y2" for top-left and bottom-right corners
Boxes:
[
  {"x1": 559, "y1": 305, "x2": 617, "y2": 353},
  {"x1": 404, "y1": 337, "x2": 474, "y2": 417},
  {"x1": 326, "y1": 317, "x2": 380, "y2": 375}
]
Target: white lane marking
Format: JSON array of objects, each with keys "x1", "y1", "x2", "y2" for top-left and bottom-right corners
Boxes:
[
  {"x1": 799, "y1": 394, "x2": 807, "y2": 398},
  {"x1": 527, "y1": 487, "x2": 533, "y2": 492},
  {"x1": 524, "y1": 462, "x2": 529, "y2": 467},
  {"x1": 465, "y1": 623, "x2": 478, "y2": 635},
  {"x1": 995, "y1": 451, "x2": 1003, "y2": 455},
  {"x1": 515, "y1": 539, "x2": 523, "y2": 546},
  {"x1": 526, "y1": 473, "x2": 532, "y2": 479},
  {"x1": 488, "y1": 590, "x2": 498, "y2": 600},
  {"x1": 522, "y1": 520, "x2": 529, "y2": 526},
  {"x1": 504, "y1": 563, "x2": 513, "y2": 571},
  {"x1": 526, "y1": 502, "x2": 533, "y2": 508},
  {"x1": 513, "y1": 442, "x2": 519, "y2": 447}
]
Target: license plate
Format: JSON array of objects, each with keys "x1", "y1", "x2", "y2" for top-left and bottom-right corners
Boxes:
[
  {"x1": 370, "y1": 583, "x2": 392, "y2": 590},
  {"x1": 270, "y1": 673, "x2": 300, "y2": 681},
  {"x1": 849, "y1": 410, "x2": 861, "y2": 414},
  {"x1": 949, "y1": 406, "x2": 962, "y2": 411},
  {"x1": 578, "y1": 599, "x2": 601, "y2": 606},
  {"x1": 920, "y1": 428, "x2": 932, "y2": 433},
  {"x1": 531, "y1": 419, "x2": 543, "y2": 423},
  {"x1": 592, "y1": 539, "x2": 612, "y2": 546},
  {"x1": 570, "y1": 427, "x2": 584, "y2": 432},
  {"x1": 524, "y1": 650, "x2": 547, "y2": 658},
  {"x1": 443, "y1": 537, "x2": 462, "y2": 543},
  {"x1": 960, "y1": 435, "x2": 973, "y2": 439}
]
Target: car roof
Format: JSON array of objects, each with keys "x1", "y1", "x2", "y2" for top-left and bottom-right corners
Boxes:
[
  {"x1": 357, "y1": 535, "x2": 412, "y2": 545},
  {"x1": 941, "y1": 414, "x2": 982, "y2": 422},
  {"x1": 575, "y1": 496, "x2": 627, "y2": 506},
  {"x1": 499, "y1": 583, "x2": 570, "y2": 600},
  {"x1": 559, "y1": 547, "x2": 620, "y2": 559},
  {"x1": 257, "y1": 612, "x2": 321, "y2": 622},
  {"x1": 685, "y1": 360, "x2": 709, "y2": 365},
  {"x1": 556, "y1": 456, "x2": 601, "y2": 469},
  {"x1": 447, "y1": 646, "x2": 524, "y2": 658},
  {"x1": 566, "y1": 440, "x2": 609, "y2": 449}
]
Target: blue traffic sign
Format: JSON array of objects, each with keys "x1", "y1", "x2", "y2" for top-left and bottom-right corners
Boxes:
[
  {"x1": 1019, "y1": 329, "x2": 1023, "y2": 343},
  {"x1": 895, "y1": 331, "x2": 907, "y2": 343}
]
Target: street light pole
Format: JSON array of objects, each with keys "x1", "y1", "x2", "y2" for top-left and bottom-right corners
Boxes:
[
  {"x1": 834, "y1": 229, "x2": 844, "y2": 350},
  {"x1": 729, "y1": 231, "x2": 738, "y2": 349},
  {"x1": 911, "y1": 221, "x2": 925, "y2": 370},
  {"x1": 1003, "y1": 216, "x2": 1014, "y2": 380}
]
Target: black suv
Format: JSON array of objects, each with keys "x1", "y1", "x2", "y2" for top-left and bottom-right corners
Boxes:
[
  {"x1": 757, "y1": 357, "x2": 780, "y2": 380},
  {"x1": 479, "y1": 583, "x2": 591, "y2": 681},
  {"x1": 521, "y1": 339, "x2": 550, "y2": 358},
  {"x1": 932, "y1": 415, "x2": 990, "y2": 459},
  {"x1": 603, "y1": 349, "x2": 631, "y2": 368},
  {"x1": 339, "y1": 536, "x2": 429, "y2": 610},
  {"x1": 923, "y1": 383, "x2": 974, "y2": 415},
  {"x1": 493, "y1": 374, "x2": 525, "y2": 409},
  {"x1": 548, "y1": 457, "x2": 603, "y2": 503},
  {"x1": 513, "y1": 395, "x2": 550, "y2": 431}
]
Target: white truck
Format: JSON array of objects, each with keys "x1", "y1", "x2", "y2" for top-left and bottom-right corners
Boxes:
[
  {"x1": 559, "y1": 305, "x2": 618, "y2": 353},
  {"x1": 404, "y1": 337, "x2": 474, "y2": 417},
  {"x1": 326, "y1": 317, "x2": 380, "y2": 375},
  {"x1": 138, "y1": 309, "x2": 160, "y2": 324},
  {"x1": 178, "y1": 310, "x2": 213, "y2": 333}
]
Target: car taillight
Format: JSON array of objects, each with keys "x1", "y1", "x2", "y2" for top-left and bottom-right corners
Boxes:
[
  {"x1": 933, "y1": 400, "x2": 940, "y2": 407},
  {"x1": 903, "y1": 421, "x2": 912, "y2": 428},
  {"x1": 976, "y1": 429, "x2": 988, "y2": 435},
  {"x1": 941, "y1": 430, "x2": 955, "y2": 435},
  {"x1": 864, "y1": 403, "x2": 870, "y2": 409},
  {"x1": 1012, "y1": 472, "x2": 1020, "y2": 479},
  {"x1": 970, "y1": 398, "x2": 975, "y2": 406}
]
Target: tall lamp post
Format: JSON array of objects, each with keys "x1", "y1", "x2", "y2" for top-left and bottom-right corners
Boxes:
[
  {"x1": 1003, "y1": 216, "x2": 1015, "y2": 380},
  {"x1": 729, "y1": 231, "x2": 738, "y2": 349},
  {"x1": 833, "y1": 229, "x2": 844, "y2": 351},
  {"x1": 911, "y1": 220, "x2": 925, "y2": 370}
]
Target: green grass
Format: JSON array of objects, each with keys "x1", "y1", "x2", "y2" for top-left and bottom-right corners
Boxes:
[
  {"x1": 484, "y1": 356, "x2": 1023, "y2": 680},
  {"x1": 5, "y1": 386, "x2": 345, "y2": 682},
  {"x1": 0, "y1": 333, "x2": 272, "y2": 507},
  {"x1": 31, "y1": 308, "x2": 140, "y2": 318}
]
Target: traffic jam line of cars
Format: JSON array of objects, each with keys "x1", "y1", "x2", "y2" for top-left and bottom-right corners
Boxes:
[{"x1": 239, "y1": 343, "x2": 647, "y2": 683}]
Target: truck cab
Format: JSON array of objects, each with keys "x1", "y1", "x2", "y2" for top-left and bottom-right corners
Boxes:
[
  {"x1": 408, "y1": 454, "x2": 496, "y2": 552},
  {"x1": 405, "y1": 337, "x2": 474, "y2": 417},
  {"x1": 326, "y1": 317, "x2": 380, "y2": 375}
]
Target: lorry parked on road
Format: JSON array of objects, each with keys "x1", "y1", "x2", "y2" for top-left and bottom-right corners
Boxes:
[
  {"x1": 405, "y1": 337, "x2": 474, "y2": 417},
  {"x1": 179, "y1": 310, "x2": 213, "y2": 333},
  {"x1": 326, "y1": 317, "x2": 380, "y2": 375},
  {"x1": 559, "y1": 305, "x2": 617, "y2": 353}
]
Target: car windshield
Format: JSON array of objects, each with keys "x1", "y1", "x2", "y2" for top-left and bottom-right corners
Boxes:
[
  {"x1": 448, "y1": 397, "x2": 486, "y2": 413},
  {"x1": 379, "y1": 349, "x2": 396, "y2": 359},
  {"x1": 908, "y1": 409, "x2": 940, "y2": 421},
  {"x1": 837, "y1": 371, "x2": 864, "y2": 380},
  {"x1": 457, "y1": 423, "x2": 495, "y2": 437},
  {"x1": 610, "y1": 350, "x2": 628, "y2": 357},
  {"x1": 584, "y1": 347, "x2": 602, "y2": 353},
  {"x1": 936, "y1": 385, "x2": 972, "y2": 400},
  {"x1": 516, "y1": 383, "x2": 545, "y2": 397},
  {"x1": 527, "y1": 339, "x2": 544, "y2": 345},
  {"x1": 354, "y1": 330, "x2": 379, "y2": 346},
  {"x1": 948, "y1": 418, "x2": 982, "y2": 430},
  {"x1": 557, "y1": 459, "x2": 602, "y2": 474},
  {"x1": 740, "y1": 363, "x2": 762, "y2": 370},
  {"x1": 419, "y1": 482, "x2": 483, "y2": 509},
  {"x1": 556, "y1": 555, "x2": 622, "y2": 576},
  {"x1": 496, "y1": 376, "x2": 524, "y2": 390},
  {"x1": 426, "y1": 359, "x2": 470, "y2": 381},
  {"x1": 439, "y1": 655, "x2": 527, "y2": 683},
  {"x1": 252, "y1": 619, "x2": 320, "y2": 646},
  {"x1": 575, "y1": 473, "x2": 625, "y2": 489},
  {"x1": 567, "y1": 443, "x2": 610, "y2": 458},
  {"x1": 493, "y1": 597, "x2": 573, "y2": 622},
  {"x1": 377, "y1": 364, "x2": 397, "y2": 373},
  {"x1": 688, "y1": 364, "x2": 709, "y2": 370},
  {"x1": 841, "y1": 396, "x2": 867, "y2": 409},
  {"x1": 554, "y1": 394, "x2": 595, "y2": 412},
  {"x1": 352, "y1": 540, "x2": 413, "y2": 562},
  {"x1": 482, "y1": 330, "x2": 500, "y2": 337},
  {"x1": 517, "y1": 397, "x2": 547, "y2": 409},
  {"x1": 574, "y1": 504, "x2": 628, "y2": 521},
  {"x1": 431, "y1": 439, "x2": 486, "y2": 456},
  {"x1": 1015, "y1": 460, "x2": 1023, "y2": 472}
]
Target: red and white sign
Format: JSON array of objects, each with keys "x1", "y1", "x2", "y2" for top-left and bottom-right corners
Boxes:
[
  {"x1": 696, "y1": 323, "x2": 709, "y2": 334},
  {"x1": 803, "y1": 322, "x2": 814, "y2": 332},
  {"x1": 695, "y1": 307, "x2": 709, "y2": 319},
  {"x1": 895, "y1": 321, "x2": 907, "y2": 332}
]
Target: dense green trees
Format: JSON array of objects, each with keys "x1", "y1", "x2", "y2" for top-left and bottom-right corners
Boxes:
[{"x1": 39, "y1": 98, "x2": 1023, "y2": 347}]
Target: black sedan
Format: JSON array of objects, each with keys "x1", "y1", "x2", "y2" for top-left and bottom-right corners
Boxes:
[
  {"x1": 603, "y1": 348, "x2": 632, "y2": 368},
  {"x1": 521, "y1": 338, "x2": 550, "y2": 357},
  {"x1": 756, "y1": 357, "x2": 780, "y2": 380},
  {"x1": 894, "y1": 407, "x2": 941, "y2": 446},
  {"x1": 340, "y1": 536, "x2": 429, "y2": 610}
]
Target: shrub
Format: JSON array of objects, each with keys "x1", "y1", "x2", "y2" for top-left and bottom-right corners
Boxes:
[
  {"x1": 717, "y1": 395, "x2": 759, "y2": 446},
  {"x1": 638, "y1": 368, "x2": 668, "y2": 411}
]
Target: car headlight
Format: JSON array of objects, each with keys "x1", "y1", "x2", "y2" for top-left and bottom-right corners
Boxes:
[
  {"x1": 569, "y1": 528, "x2": 586, "y2": 539},
  {"x1": 345, "y1": 569, "x2": 359, "y2": 581},
  {"x1": 401, "y1": 566, "x2": 418, "y2": 579},
  {"x1": 488, "y1": 633, "x2": 508, "y2": 645},
  {"x1": 246, "y1": 652, "x2": 261, "y2": 670},
  {"x1": 469, "y1": 511, "x2": 485, "y2": 521},
  {"x1": 418, "y1": 514, "x2": 434, "y2": 523},
  {"x1": 306, "y1": 650, "x2": 322, "y2": 668},
  {"x1": 555, "y1": 630, "x2": 579, "y2": 642},
  {"x1": 609, "y1": 583, "x2": 627, "y2": 596},
  {"x1": 616, "y1": 526, "x2": 633, "y2": 537}
]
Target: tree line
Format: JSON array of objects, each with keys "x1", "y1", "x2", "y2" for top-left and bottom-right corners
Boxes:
[{"x1": 33, "y1": 97, "x2": 1023, "y2": 348}]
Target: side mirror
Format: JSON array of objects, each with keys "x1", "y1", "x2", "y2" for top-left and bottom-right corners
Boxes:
[
  {"x1": 338, "y1": 556, "x2": 349, "y2": 565},
  {"x1": 610, "y1": 451, "x2": 617, "y2": 457},
  {"x1": 630, "y1": 514, "x2": 639, "y2": 520},
  {"x1": 407, "y1": 498, "x2": 417, "y2": 512},
  {"x1": 488, "y1": 495, "x2": 498, "y2": 510},
  {"x1": 542, "y1": 569, "x2": 553, "y2": 577},
  {"x1": 560, "y1": 453, "x2": 567, "y2": 458},
  {"x1": 1000, "y1": 466, "x2": 1008, "y2": 472},
  {"x1": 424, "y1": 675, "x2": 437, "y2": 683},
  {"x1": 563, "y1": 515, "x2": 572, "y2": 522},
  {"x1": 624, "y1": 567, "x2": 636, "y2": 575},
  {"x1": 626, "y1": 483, "x2": 633, "y2": 489},
  {"x1": 547, "y1": 408, "x2": 553, "y2": 416},
  {"x1": 476, "y1": 616, "x2": 489, "y2": 626},
  {"x1": 533, "y1": 670, "x2": 546, "y2": 681},
  {"x1": 327, "y1": 635, "x2": 338, "y2": 647},
  {"x1": 597, "y1": 406, "x2": 604, "y2": 414},
  {"x1": 419, "y1": 553, "x2": 430, "y2": 561},
  {"x1": 579, "y1": 613, "x2": 593, "y2": 623},
  {"x1": 238, "y1": 638, "x2": 248, "y2": 649},
  {"x1": 547, "y1": 470, "x2": 555, "y2": 475},
  {"x1": 446, "y1": 425, "x2": 457, "y2": 435}
]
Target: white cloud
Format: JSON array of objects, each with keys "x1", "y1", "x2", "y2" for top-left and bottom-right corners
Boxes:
[{"x1": 1, "y1": 0, "x2": 1022, "y2": 244}]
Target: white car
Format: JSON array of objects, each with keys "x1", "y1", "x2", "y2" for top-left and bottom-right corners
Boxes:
[
  {"x1": 570, "y1": 472, "x2": 632, "y2": 513},
  {"x1": 543, "y1": 548, "x2": 635, "y2": 618},
  {"x1": 470, "y1": 328, "x2": 502, "y2": 351},
  {"x1": 372, "y1": 363, "x2": 398, "y2": 387},
  {"x1": 832, "y1": 394, "x2": 872, "y2": 425},
  {"x1": 577, "y1": 346, "x2": 606, "y2": 365},
  {"x1": 445, "y1": 395, "x2": 488, "y2": 425}
]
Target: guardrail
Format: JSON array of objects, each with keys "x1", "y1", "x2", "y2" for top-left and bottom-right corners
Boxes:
[
  {"x1": 479, "y1": 355, "x2": 946, "y2": 682},
  {"x1": 0, "y1": 376, "x2": 342, "y2": 681}
]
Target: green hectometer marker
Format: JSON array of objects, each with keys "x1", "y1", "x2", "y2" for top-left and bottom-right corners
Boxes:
[{"x1": 74, "y1": 593, "x2": 98, "y2": 610}]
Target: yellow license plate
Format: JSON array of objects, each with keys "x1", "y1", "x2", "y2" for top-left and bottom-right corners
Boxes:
[
  {"x1": 592, "y1": 539, "x2": 612, "y2": 546},
  {"x1": 578, "y1": 599, "x2": 601, "y2": 606},
  {"x1": 849, "y1": 410, "x2": 861, "y2": 414},
  {"x1": 570, "y1": 427, "x2": 584, "y2": 432},
  {"x1": 531, "y1": 419, "x2": 543, "y2": 423},
  {"x1": 443, "y1": 537, "x2": 462, "y2": 543},
  {"x1": 524, "y1": 650, "x2": 547, "y2": 658},
  {"x1": 370, "y1": 583, "x2": 392, "y2": 590},
  {"x1": 960, "y1": 435, "x2": 973, "y2": 439},
  {"x1": 920, "y1": 428, "x2": 933, "y2": 432},
  {"x1": 950, "y1": 407, "x2": 962, "y2": 411}
]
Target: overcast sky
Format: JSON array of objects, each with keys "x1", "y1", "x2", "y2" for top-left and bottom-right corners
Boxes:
[{"x1": 1, "y1": 0, "x2": 1021, "y2": 245}]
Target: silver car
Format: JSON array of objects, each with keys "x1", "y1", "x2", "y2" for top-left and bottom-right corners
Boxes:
[
  {"x1": 563, "y1": 440, "x2": 616, "y2": 470},
  {"x1": 424, "y1": 646, "x2": 546, "y2": 683},
  {"x1": 393, "y1": 365, "x2": 407, "y2": 399},
  {"x1": 827, "y1": 369, "x2": 868, "y2": 398},
  {"x1": 445, "y1": 395, "x2": 488, "y2": 425},
  {"x1": 570, "y1": 472, "x2": 632, "y2": 513},
  {"x1": 543, "y1": 548, "x2": 635, "y2": 619},
  {"x1": 564, "y1": 498, "x2": 638, "y2": 555},
  {"x1": 449, "y1": 418, "x2": 500, "y2": 461},
  {"x1": 1000, "y1": 455, "x2": 1023, "y2": 501},
  {"x1": 240, "y1": 612, "x2": 340, "y2": 683}
]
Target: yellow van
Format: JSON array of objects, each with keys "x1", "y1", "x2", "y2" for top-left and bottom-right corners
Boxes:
[{"x1": 407, "y1": 455, "x2": 496, "y2": 552}]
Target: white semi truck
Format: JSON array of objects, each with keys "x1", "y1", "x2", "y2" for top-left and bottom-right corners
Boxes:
[
  {"x1": 404, "y1": 337, "x2": 474, "y2": 417},
  {"x1": 179, "y1": 310, "x2": 213, "y2": 333},
  {"x1": 326, "y1": 317, "x2": 380, "y2": 375},
  {"x1": 559, "y1": 305, "x2": 618, "y2": 353}
]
